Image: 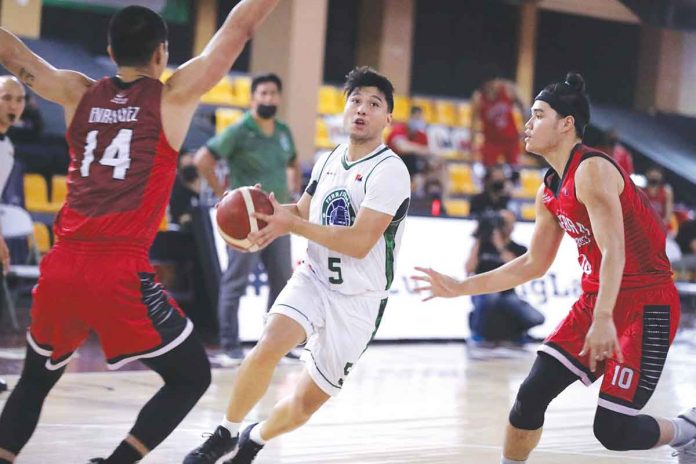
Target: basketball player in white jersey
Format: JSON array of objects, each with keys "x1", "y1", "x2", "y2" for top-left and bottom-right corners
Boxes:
[{"x1": 185, "y1": 66, "x2": 410, "y2": 464}]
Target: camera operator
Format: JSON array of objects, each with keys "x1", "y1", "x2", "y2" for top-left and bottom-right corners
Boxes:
[{"x1": 464, "y1": 210, "x2": 544, "y2": 346}]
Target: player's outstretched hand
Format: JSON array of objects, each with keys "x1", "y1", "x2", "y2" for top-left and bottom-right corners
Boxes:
[
  {"x1": 411, "y1": 266, "x2": 463, "y2": 301},
  {"x1": 579, "y1": 314, "x2": 624, "y2": 372},
  {"x1": 249, "y1": 192, "x2": 294, "y2": 249}
]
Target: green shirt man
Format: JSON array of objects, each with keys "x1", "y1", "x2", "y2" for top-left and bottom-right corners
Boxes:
[{"x1": 206, "y1": 111, "x2": 297, "y2": 203}]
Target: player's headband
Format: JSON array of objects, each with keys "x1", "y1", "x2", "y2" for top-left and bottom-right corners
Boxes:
[{"x1": 534, "y1": 89, "x2": 575, "y2": 119}]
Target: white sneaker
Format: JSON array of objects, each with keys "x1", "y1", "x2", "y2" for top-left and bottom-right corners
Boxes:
[
  {"x1": 211, "y1": 352, "x2": 244, "y2": 367},
  {"x1": 672, "y1": 408, "x2": 696, "y2": 463}
]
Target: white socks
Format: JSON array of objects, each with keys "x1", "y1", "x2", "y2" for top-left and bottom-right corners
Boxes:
[
  {"x1": 249, "y1": 422, "x2": 267, "y2": 445},
  {"x1": 501, "y1": 458, "x2": 526, "y2": 464},
  {"x1": 220, "y1": 417, "x2": 241, "y2": 437},
  {"x1": 670, "y1": 416, "x2": 696, "y2": 447}
]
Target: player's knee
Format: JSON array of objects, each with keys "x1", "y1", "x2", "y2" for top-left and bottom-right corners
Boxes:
[
  {"x1": 248, "y1": 340, "x2": 285, "y2": 368},
  {"x1": 593, "y1": 408, "x2": 631, "y2": 450},
  {"x1": 508, "y1": 375, "x2": 550, "y2": 430},
  {"x1": 289, "y1": 393, "x2": 321, "y2": 425}
]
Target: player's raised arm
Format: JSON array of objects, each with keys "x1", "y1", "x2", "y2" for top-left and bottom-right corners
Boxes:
[
  {"x1": 0, "y1": 28, "x2": 93, "y2": 111},
  {"x1": 413, "y1": 185, "x2": 565, "y2": 300},
  {"x1": 164, "y1": 0, "x2": 278, "y2": 104}
]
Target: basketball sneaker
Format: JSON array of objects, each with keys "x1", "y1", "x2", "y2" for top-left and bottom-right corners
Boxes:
[
  {"x1": 672, "y1": 408, "x2": 696, "y2": 464},
  {"x1": 86, "y1": 459, "x2": 105, "y2": 463},
  {"x1": 223, "y1": 423, "x2": 264, "y2": 464},
  {"x1": 184, "y1": 425, "x2": 238, "y2": 464}
]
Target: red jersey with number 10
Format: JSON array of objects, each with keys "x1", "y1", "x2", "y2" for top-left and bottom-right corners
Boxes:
[
  {"x1": 56, "y1": 77, "x2": 177, "y2": 250},
  {"x1": 542, "y1": 144, "x2": 672, "y2": 293}
]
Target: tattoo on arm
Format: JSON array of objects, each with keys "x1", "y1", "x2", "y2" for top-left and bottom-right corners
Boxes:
[{"x1": 18, "y1": 67, "x2": 35, "y2": 88}]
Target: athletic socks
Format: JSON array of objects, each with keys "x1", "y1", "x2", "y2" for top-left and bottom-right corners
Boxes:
[
  {"x1": 501, "y1": 458, "x2": 526, "y2": 464},
  {"x1": 249, "y1": 423, "x2": 267, "y2": 445},
  {"x1": 220, "y1": 417, "x2": 241, "y2": 437}
]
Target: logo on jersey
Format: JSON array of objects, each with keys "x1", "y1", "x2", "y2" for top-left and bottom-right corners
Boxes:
[
  {"x1": 355, "y1": 174, "x2": 363, "y2": 182},
  {"x1": 110, "y1": 93, "x2": 128, "y2": 105},
  {"x1": 321, "y1": 189, "x2": 356, "y2": 227},
  {"x1": 557, "y1": 213, "x2": 592, "y2": 247},
  {"x1": 542, "y1": 192, "x2": 553, "y2": 204}
]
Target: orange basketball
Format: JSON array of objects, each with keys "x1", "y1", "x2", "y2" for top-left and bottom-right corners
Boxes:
[{"x1": 215, "y1": 186, "x2": 274, "y2": 252}]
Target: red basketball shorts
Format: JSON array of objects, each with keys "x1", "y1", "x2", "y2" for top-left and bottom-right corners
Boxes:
[
  {"x1": 28, "y1": 242, "x2": 192, "y2": 370},
  {"x1": 539, "y1": 284, "x2": 680, "y2": 415},
  {"x1": 481, "y1": 139, "x2": 521, "y2": 166}
]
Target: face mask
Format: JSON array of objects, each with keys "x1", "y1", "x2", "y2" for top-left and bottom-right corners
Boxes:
[
  {"x1": 256, "y1": 104, "x2": 277, "y2": 119},
  {"x1": 408, "y1": 119, "x2": 426, "y2": 132},
  {"x1": 180, "y1": 165, "x2": 199, "y2": 183},
  {"x1": 490, "y1": 180, "x2": 505, "y2": 192},
  {"x1": 647, "y1": 177, "x2": 661, "y2": 187}
]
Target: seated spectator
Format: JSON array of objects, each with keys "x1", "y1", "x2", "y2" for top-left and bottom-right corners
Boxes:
[
  {"x1": 386, "y1": 106, "x2": 442, "y2": 199},
  {"x1": 642, "y1": 165, "x2": 674, "y2": 231},
  {"x1": 465, "y1": 210, "x2": 544, "y2": 345},
  {"x1": 600, "y1": 129, "x2": 634, "y2": 175},
  {"x1": 470, "y1": 165, "x2": 511, "y2": 216},
  {"x1": 676, "y1": 219, "x2": 696, "y2": 257}
]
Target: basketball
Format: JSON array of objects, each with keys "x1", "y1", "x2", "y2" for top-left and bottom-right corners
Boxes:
[{"x1": 215, "y1": 186, "x2": 274, "y2": 252}]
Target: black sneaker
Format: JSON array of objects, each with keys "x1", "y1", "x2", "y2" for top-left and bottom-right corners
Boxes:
[
  {"x1": 183, "y1": 425, "x2": 238, "y2": 464},
  {"x1": 223, "y1": 424, "x2": 264, "y2": 464},
  {"x1": 86, "y1": 460, "x2": 105, "y2": 463}
]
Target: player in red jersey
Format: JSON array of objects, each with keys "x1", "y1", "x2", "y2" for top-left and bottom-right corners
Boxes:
[
  {"x1": 0, "y1": 2, "x2": 277, "y2": 463},
  {"x1": 472, "y1": 76, "x2": 524, "y2": 167},
  {"x1": 414, "y1": 73, "x2": 696, "y2": 463}
]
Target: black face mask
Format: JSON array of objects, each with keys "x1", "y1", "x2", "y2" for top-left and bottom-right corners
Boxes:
[
  {"x1": 180, "y1": 165, "x2": 199, "y2": 183},
  {"x1": 256, "y1": 104, "x2": 278, "y2": 120},
  {"x1": 490, "y1": 180, "x2": 505, "y2": 192},
  {"x1": 647, "y1": 178, "x2": 662, "y2": 187}
]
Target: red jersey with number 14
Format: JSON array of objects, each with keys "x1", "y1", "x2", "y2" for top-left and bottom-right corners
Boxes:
[
  {"x1": 56, "y1": 77, "x2": 177, "y2": 250},
  {"x1": 542, "y1": 144, "x2": 672, "y2": 293}
]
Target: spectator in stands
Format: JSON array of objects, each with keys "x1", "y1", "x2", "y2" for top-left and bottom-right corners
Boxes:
[
  {"x1": 601, "y1": 129, "x2": 634, "y2": 175},
  {"x1": 642, "y1": 165, "x2": 674, "y2": 231},
  {"x1": 386, "y1": 105, "x2": 441, "y2": 199},
  {"x1": 169, "y1": 152, "x2": 201, "y2": 231},
  {"x1": 676, "y1": 219, "x2": 696, "y2": 257},
  {"x1": 0, "y1": 76, "x2": 26, "y2": 393},
  {"x1": 194, "y1": 73, "x2": 300, "y2": 365},
  {"x1": 465, "y1": 210, "x2": 544, "y2": 346},
  {"x1": 470, "y1": 165, "x2": 511, "y2": 216},
  {"x1": 7, "y1": 91, "x2": 42, "y2": 144},
  {"x1": 471, "y1": 73, "x2": 524, "y2": 167}
]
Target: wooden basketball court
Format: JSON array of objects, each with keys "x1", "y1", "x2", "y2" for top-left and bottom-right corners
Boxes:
[{"x1": 2, "y1": 340, "x2": 693, "y2": 463}]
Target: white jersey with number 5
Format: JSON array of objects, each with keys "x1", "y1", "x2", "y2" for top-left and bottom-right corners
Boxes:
[{"x1": 303, "y1": 143, "x2": 411, "y2": 298}]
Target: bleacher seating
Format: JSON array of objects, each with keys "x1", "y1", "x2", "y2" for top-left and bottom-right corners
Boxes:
[
  {"x1": 215, "y1": 108, "x2": 244, "y2": 134},
  {"x1": 24, "y1": 174, "x2": 58, "y2": 213},
  {"x1": 444, "y1": 199, "x2": 470, "y2": 217},
  {"x1": 517, "y1": 168, "x2": 544, "y2": 199},
  {"x1": 50, "y1": 175, "x2": 68, "y2": 209},
  {"x1": 447, "y1": 163, "x2": 477, "y2": 195},
  {"x1": 392, "y1": 94, "x2": 411, "y2": 122},
  {"x1": 32, "y1": 222, "x2": 51, "y2": 254}
]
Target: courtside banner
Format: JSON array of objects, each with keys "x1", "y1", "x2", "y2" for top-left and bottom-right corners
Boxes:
[{"x1": 211, "y1": 212, "x2": 582, "y2": 341}]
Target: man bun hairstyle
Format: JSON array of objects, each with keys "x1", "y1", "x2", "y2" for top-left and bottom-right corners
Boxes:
[
  {"x1": 535, "y1": 72, "x2": 590, "y2": 138},
  {"x1": 109, "y1": 6, "x2": 168, "y2": 68},
  {"x1": 343, "y1": 66, "x2": 394, "y2": 113}
]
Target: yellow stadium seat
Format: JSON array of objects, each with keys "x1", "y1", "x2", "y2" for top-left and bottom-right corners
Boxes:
[
  {"x1": 518, "y1": 169, "x2": 544, "y2": 199},
  {"x1": 458, "y1": 102, "x2": 473, "y2": 128},
  {"x1": 444, "y1": 199, "x2": 470, "y2": 217},
  {"x1": 447, "y1": 163, "x2": 477, "y2": 195},
  {"x1": 521, "y1": 203, "x2": 536, "y2": 221},
  {"x1": 435, "y1": 100, "x2": 457, "y2": 126},
  {"x1": 201, "y1": 76, "x2": 235, "y2": 106},
  {"x1": 32, "y1": 222, "x2": 51, "y2": 254},
  {"x1": 411, "y1": 97, "x2": 436, "y2": 124},
  {"x1": 215, "y1": 108, "x2": 244, "y2": 134},
  {"x1": 159, "y1": 213, "x2": 169, "y2": 232},
  {"x1": 392, "y1": 94, "x2": 411, "y2": 122},
  {"x1": 230, "y1": 76, "x2": 252, "y2": 108},
  {"x1": 315, "y1": 117, "x2": 334, "y2": 149},
  {"x1": 50, "y1": 175, "x2": 67, "y2": 207},
  {"x1": 317, "y1": 86, "x2": 343, "y2": 115},
  {"x1": 24, "y1": 174, "x2": 58, "y2": 213}
]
